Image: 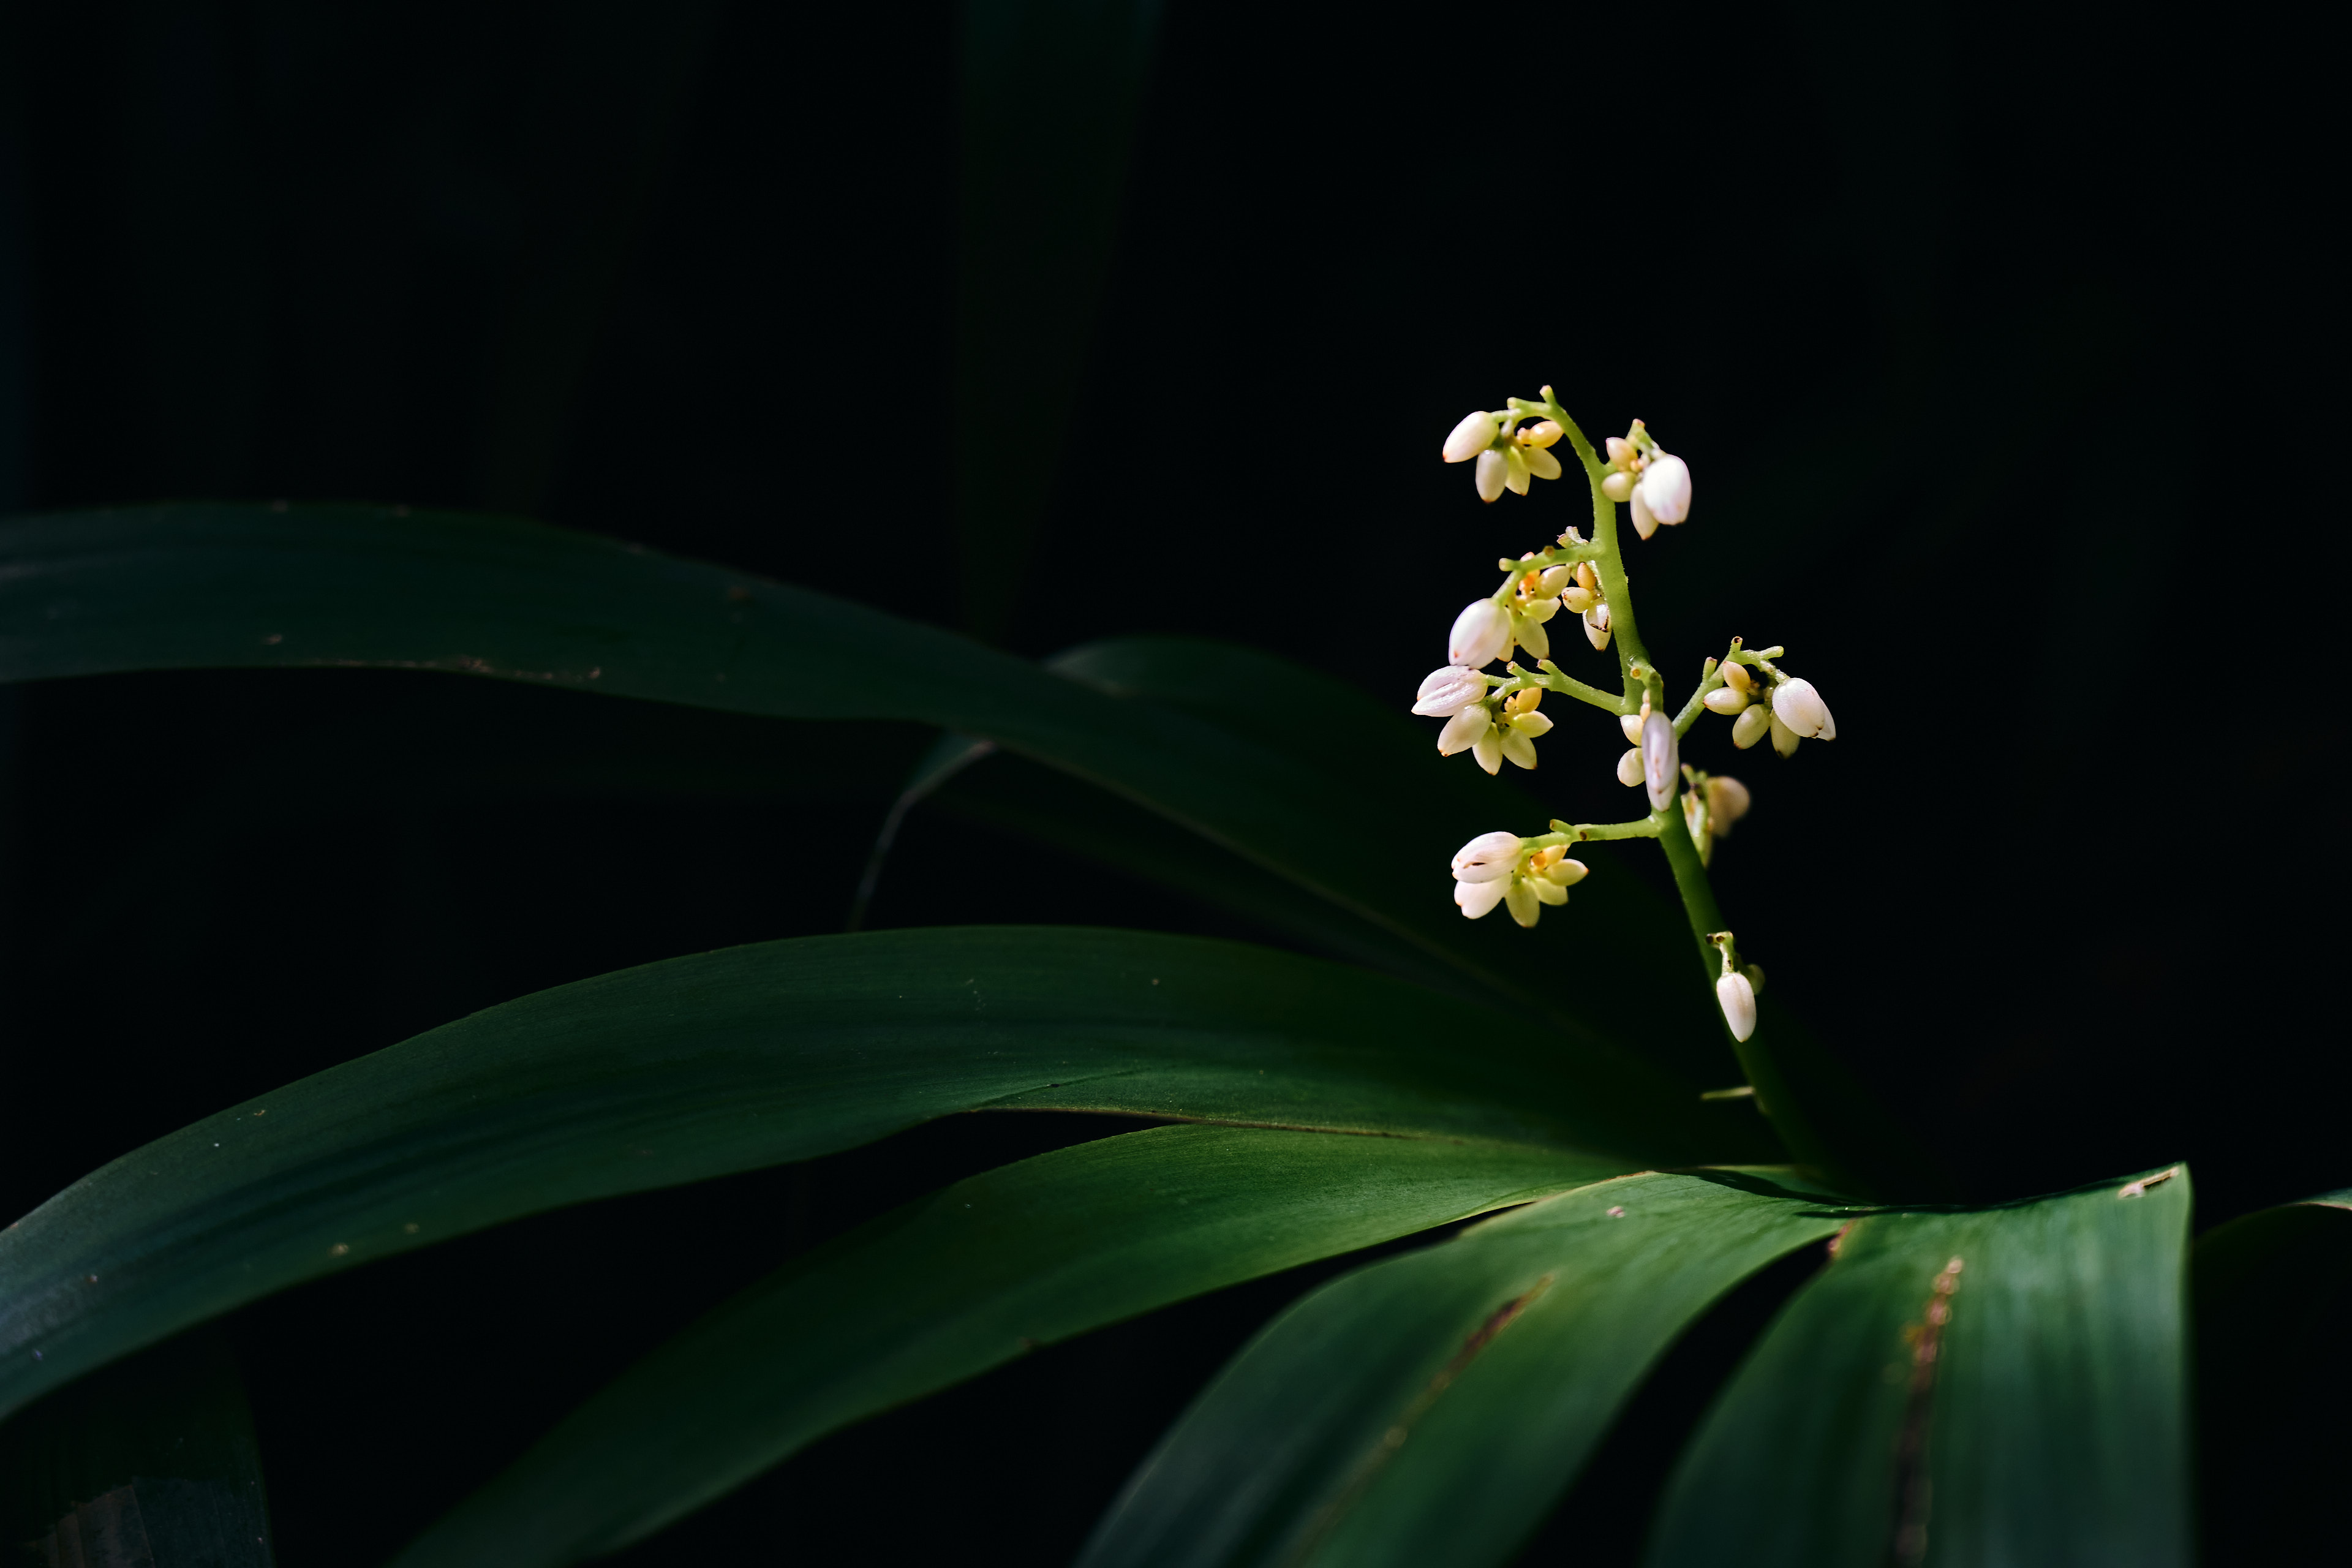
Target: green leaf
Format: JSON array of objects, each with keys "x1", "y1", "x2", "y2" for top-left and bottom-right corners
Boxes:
[
  {"x1": 1646, "y1": 1164, "x2": 2193, "y2": 1568},
  {"x1": 1078, "y1": 1169, "x2": 1850, "y2": 1568},
  {"x1": 0, "y1": 507, "x2": 1616, "y2": 1035},
  {"x1": 0, "y1": 1327, "x2": 274, "y2": 1566},
  {"x1": 2192, "y1": 1191, "x2": 2352, "y2": 1565},
  {"x1": 2, "y1": 925, "x2": 1744, "y2": 1428},
  {"x1": 394, "y1": 1123, "x2": 1614, "y2": 1567}
]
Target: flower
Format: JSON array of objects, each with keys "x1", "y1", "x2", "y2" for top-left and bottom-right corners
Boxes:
[
  {"x1": 1616, "y1": 747, "x2": 1645, "y2": 787},
  {"x1": 1716, "y1": 971, "x2": 1758, "y2": 1041},
  {"x1": 1772, "y1": 677, "x2": 1834, "y2": 739},
  {"x1": 1450, "y1": 831, "x2": 1522, "y2": 881},
  {"x1": 1441, "y1": 410, "x2": 1499, "y2": 464},
  {"x1": 1706, "y1": 775, "x2": 1752, "y2": 829},
  {"x1": 1411, "y1": 665, "x2": 1488, "y2": 717},
  {"x1": 1731, "y1": 706, "x2": 1773, "y2": 750},
  {"x1": 1702, "y1": 661, "x2": 1753, "y2": 715},
  {"x1": 1641, "y1": 709, "x2": 1679, "y2": 812},
  {"x1": 1632, "y1": 453, "x2": 1693, "y2": 537},
  {"x1": 1447, "y1": 600, "x2": 1512, "y2": 667}
]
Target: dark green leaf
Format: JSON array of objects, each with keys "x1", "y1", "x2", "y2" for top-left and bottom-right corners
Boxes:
[
  {"x1": 1079, "y1": 1169, "x2": 1849, "y2": 1568},
  {"x1": 1646, "y1": 1165, "x2": 2193, "y2": 1568},
  {"x1": 395, "y1": 1123, "x2": 1616, "y2": 1567},
  {"x1": 1, "y1": 925, "x2": 1743, "y2": 1428}
]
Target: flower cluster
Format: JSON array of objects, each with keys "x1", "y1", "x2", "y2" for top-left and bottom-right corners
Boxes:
[
  {"x1": 1702, "y1": 661, "x2": 1836, "y2": 757},
  {"x1": 1597, "y1": 421, "x2": 1693, "y2": 539},
  {"x1": 1681, "y1": 771, "x2": 1752, "y2": 867},
  {"x1": 1441, "y1": 412, "x2": 1568, "y2": 503},
  {"x1": 1449, "y1": 832, "x2": 1589, "y2": 927}
]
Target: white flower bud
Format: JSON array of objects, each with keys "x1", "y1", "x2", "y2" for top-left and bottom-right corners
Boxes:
[
  {"x1": 1442, "y1": 410, "x2": 1497, "y2": 464},
  {"x1": 1702, "y1": 686, "x2": 1747, "y2": 715},
  {"x1": 1731, "y1": 706, "x2": 1772, "y2": 750},
  {"x1": 1630, "y1": 488, "x2": 1659, "y2": 540},
  {"x1": 1707, "y1": 775, "x2": 1752, "y2": 826},
  {"x1": 1448, "y1": 600, "x2": 1512, "y2": 667},
  {"x1": 1500, "y1": 729, "x2": 1537, "y2": 770},
  {"x1": 1522, "y1": 444, "x2": 1562, "y2": 482},
  {"x1": 1521, "y1": 420, "x2": 1565, "y2": 450},
  {"x1": 1536, "y1": 564, "x2": 1575, "y2": 598},
  {"x1": 1721, "y1": 662, "x2": 1754, "y2": 694},
  {"x1": 1600, "y1": 470, "x2": 1635, "y2": 503},
  {"x1": 1502, "y1": 443, "x2": 1532, "y2": 496},
  {"x1": 1436, "y1": 704, "x2": 1490, "y2": 755},
  {"x1": 1504, "y1": 879, "x2": 1541, "y2": 928},
  {"x1": 1413, "y1": 665, "x2": 1487, "y2": 717},
  {"x1": 1512, "y1": 612, "x2": 1550, "y2": 659},
  {"x1": 1616, "y1": 747, "x2": 1645, "y2": 787},
  {"x1": 1450, "y1": 831, "x2": 1523, "y2": 883},
  {"x1": 1772, "y1": 677, "x2": 1833, "y2": 739},
  {"x1": 1619, "y1": 711, "x2": 1645, "y2": 746},
  {"x1": 1508, "y1": 709, "x2": 1554, "y2": 737},
  {"x1": 1770, "y1": 711, "x2": 1801, "y2": 758},
  {"x1": 1530, "y1": 877, "x2": 1569, "y2": 907},
  {"x1": 1474, "y1": 448, "x2": 1509, "y2": 503},
  {"x1": 1642, "y1": 710, "x2": 1678, "y2": 811},
  {"x1": 1472, "y1": 729, "x2": 1504, "y2": 774},
  {"x1": 1638, "y1": 453, "x2": 1692, "y2": 525},
  {"x1": 1539, "y1": 856, "x2": 1589, "y2": 887},
  {"x1": 1559, "y1": 586, "x2": 1596, "y2": 614},
  {"x1": 1716, "y1": 971, "x2": 1757, "y2": 1042},
  {"x1": 1455, "y1": 877, "x2": 1508, "y2": 919},
  {"x1": 1520, "y1": 594, "x2": 1561, "y2": 624},
  {"x1": 1583, "y1": 605, "x2": 1612, "y2": 651}
]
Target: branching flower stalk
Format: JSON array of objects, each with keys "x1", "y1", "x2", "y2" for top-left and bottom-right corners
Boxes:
[{"x1": 1421, "y1": 388, "x2": 1842, "y2": 1175}]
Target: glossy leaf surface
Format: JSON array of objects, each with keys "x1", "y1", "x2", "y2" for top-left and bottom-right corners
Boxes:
[
  {"x1": 1, "y1": 925, "x2": 1733, "y2": 1425},
  {"x1": 1648, "y1": 1165, "x2": 2193, "y2": 1568},
  {"x1": 396, "y1": 1124, "x2": 1616, "y2": 1567},
  {"x1": 1079, "y1": 1170, "x2": 1849, "y2": 1568}
]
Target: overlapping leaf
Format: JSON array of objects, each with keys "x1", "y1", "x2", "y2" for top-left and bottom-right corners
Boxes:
[
  {"x1": 394, "y1": 1124, "x2": 1619, "y2": 1567},
  {"x1": 0, "y1": 925, "x2": 1744, "y2": 1427},
  {"x1": 1647, "y1": 1165, "x2": 2192, "y2": 1567},
  {"x1": 1078, "y1": 1169, "x2": 1850, "y2": 1568}
]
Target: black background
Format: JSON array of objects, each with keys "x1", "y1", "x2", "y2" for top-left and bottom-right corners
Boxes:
[{"x1": 0, "y1": 1, "x2": 2335, "y2": 1562}]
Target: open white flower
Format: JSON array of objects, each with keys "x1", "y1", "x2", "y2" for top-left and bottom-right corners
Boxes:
[
  {"x1": 1447, "y1": 600, "x2": 1512, "y2": 667},
  {"x1": 1451, "y1": 839, "x2": 1587, "y2": 927}
]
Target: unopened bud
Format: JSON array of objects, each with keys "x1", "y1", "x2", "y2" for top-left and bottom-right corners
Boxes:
[
  {"x1": 1436, "y1": 704, "x2": 1490, "y2": 755},
  {"x1": 1605, "y1": 435, "x2": 1636, "y2": 469},
  {"x1": 1450, "y1": 831, "x2": 1522, "y2": 883},
  {"x1": 1502, "y1": 443, "x2": 1532, "y2": 496},
  {"x1": 1772, "y1": 677, "x2": 1834, "y2": 740},
  {"x1": 1536, "y1": 564, "x2": 1575, "y2": 598},
  {"x1": 1412, "y1": 665, "x2": 1486, "y2": 716},
  {"x1": 1722, "y1": 662, "x2": 1754, "y2": 694},
  {"x1": 1638, "y1": 453, "x2": 1693, "y2": 526},
  {"x1": 1520, "y1": 594, "x2": 1560, "y2": 624},
  {"x1": 1499, "y1": 729, "x2": 1538, "y2": 769},
  {"x1": 1508, "y1": 709, "x2": 1554, "y2": 737},
  {"x1": 1560, "y1": 586, "x2": 1596, "y2": 614},
  {"x1": 1731, "y1": 706, "x2": 1772, "y2": 750},
  {"x1": 1521, "y1": 420, "x2": 1565, "y2": 450},
  {"x1": 1442, "y1": 410, "x2": 1497, "y2": 464},
  {"x1": 1511, "y1": 611, "x2": 1550, "y2": 659},
  {"x1": 1642, "y1": 710, "x2": 1678, "y2": 811},
  {"x1": 1472, "y1": 728, "x2": 1505, "y2": 774},
  {"x1": 1502, "y1": 687, "x2": 1543, "y2": 716},
  {"x1": 1770, "y1": 711, "x2": 1801, "y2": 758},
  {"x1": 1703, "y1": 687, "x2": 1747, "y2": 715},
  {"x1": 1601, "y1": 470, "x2": 1635, "y2": 503},
  {"x1": 1504, "y1": 879, "x2": 1542, "y2": 929},
  {"x1": 1716, "y1": 971, "x2": 1758, "y2": 1041},
  {"x1": 1448, "y1": 600, "x2": 1512, "y2": 667},
  {"x1": 1574, "y1": 562, "x2": 1600, "y2": 592},
  {"x1": 1616, "y1": 747, "x2": 1645, "y2": 787},
  {"x1": 1630, "y1": 488, "x2": 1659, "y2": 540},
  {"x1": 1540, "y1": 855, "x2": 1589, "y2": 888},
  {"x1": 1707, "y1": 775, "x2": 1752, "y2": 825},
  {"x1": 1522, "y1": 444, "x2": 1562, "y2": 482}
]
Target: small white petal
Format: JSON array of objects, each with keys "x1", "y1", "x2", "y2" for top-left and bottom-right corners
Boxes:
[
  {"x1": 1451, "y1": 831, "x2": 1523, "y2": 882},
  {"x1": 1501, "y1": 729, "x2": 1537, "y2": 770},
  {"x1": 1531, "y1": 876, "x2": 1569, "y2": 906},
  {"x1": 1447, "y1": 600, "x2": 1512, "y2": 667},
  {"x1": 1540, "y1": 856, "x2": 1589, "y2": 887},
  {"x1": 1442, "y1": 410, "x2": 1496, "y2": 464},
  {"x1": 1514, "y1": 612, "x2": 1550, "y2": 658},
  {"x1": 1472, "y1": 729, "x2": 1504, "y2": 774},
  {"x1": 1412, "y1": 665, "x2": 1486, "y2": 716},
  {"x1": 1642, "y1": 710, "x2": 1678, "y2": 812},
  {"x1": 1521, "y1": 595, "x2": 1560, "y2": 624},
  {"x1": 1436, "y1": 704, "x2": 1490, "y2": 755},
  {"x1": 1639, "y1": 453, "x2": 1692, "y2": 525},
  {"x1": 1770, "y1": 711, "x2": 1801, "y2": 758},
  {"x1": 1474, "y1": 448, "x2": 1508, "y2": 502},
  {"x1": 1773, "y1": 678, "x2": 1831, "y2": 739},
  {"x1": 1703, "y1": 686, "x2": 1747, "y2": 715},
  {"x1": 1716, "y1": 972, "x2": 1757, "y2": 1041},
  {"x1": 1504, "y1": 879, "x2": 1541, "y2": 928},
  {"x1": 1502, "y1": 444, "x2": 1532, "y2": 496},
  {"x1": 1523, "y1": 444, "x2": 1562, "y2": 481},
  {"x1": 1616, "y1": 747, "x2": 1645, "y2": 787},
  {"x1": 1630, "y1": 489, "x2": 1659, "y2": 540},
  {"x1": 1509, "y1": 710, "x2": 1554, "y2": 737},
  {"x1": 1732, "y1": 706, "x2": 1772, "y2": 750},
  {"x1": 1455, "y1": 877, "x2": 1508, "y2": 918}
]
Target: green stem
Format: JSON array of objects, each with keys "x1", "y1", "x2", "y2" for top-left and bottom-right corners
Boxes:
[{"x1": 1654, "y1": 804, "x2": 1845, "y2": 1180}]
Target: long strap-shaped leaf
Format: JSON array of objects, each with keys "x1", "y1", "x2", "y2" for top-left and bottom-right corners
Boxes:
[
  {"x1": 393, "y1": 1123, "x2": 1618, "y2": 1567},
  {"x1": 0, "y1": 505, "x2": 1571, "y2": 1017},
  {"x1": 1646, "y1": 1165, "x2": 2193, "y2": 1568},
  {"x1": 0, "y1": 926, "x2": 1739, "y2": 1426},
  {"x1": 1076, "y1": 1170, "x2": 1849, "y2": 1568}
]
